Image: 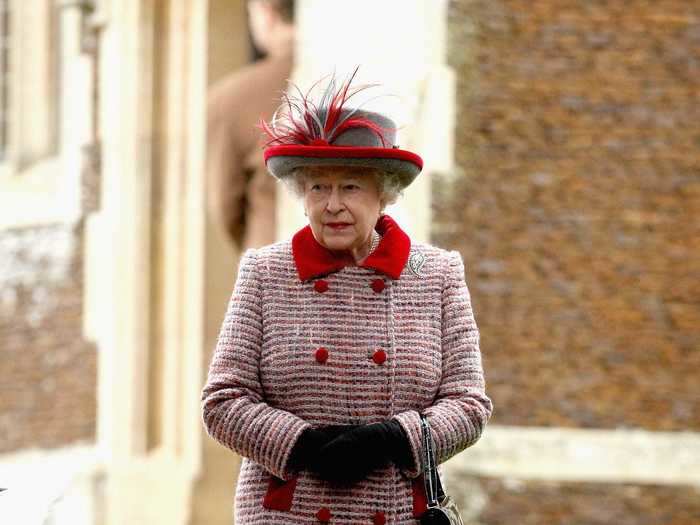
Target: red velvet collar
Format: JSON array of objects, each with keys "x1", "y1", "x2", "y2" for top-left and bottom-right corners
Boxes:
[{"x1": 292, "y1": 214, "x2": 411, "y2": 282}]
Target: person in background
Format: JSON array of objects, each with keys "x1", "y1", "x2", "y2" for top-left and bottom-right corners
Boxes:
[
  {"x1": 207, "y1": 0, "x2": 295, "y2": 251},
  {"x1": 201, "y1": 69, "x2": 493, "y2": 524}
]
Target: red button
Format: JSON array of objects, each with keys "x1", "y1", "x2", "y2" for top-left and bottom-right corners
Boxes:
[
  {"x1": 373, "y1": 511, "x2": 386, "y2": 525},
  {"x1": 317, "y1": 507, "x2": 332, "y2": 522},
  {"x1": 372, "y1": 349, "x2": 387, "y2": 365},
  {"x1": 315, "y1": 347, "x2": 329, "y2": 364},
  {"x1": 314, "y1": 280, "x2": 329, "y2": 293},
  {"x1": 371, "y1": 279, "x2": 386, "y2": 293}
]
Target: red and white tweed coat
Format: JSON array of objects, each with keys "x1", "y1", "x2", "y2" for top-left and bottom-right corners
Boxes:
[{"x1": 201, "y1": 215, "x2": 493, "y2": 524}]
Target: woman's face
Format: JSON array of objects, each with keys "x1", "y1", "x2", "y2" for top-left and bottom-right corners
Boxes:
[{"x1": 302, "y1": 167, "x2": 384, "y2": 256}]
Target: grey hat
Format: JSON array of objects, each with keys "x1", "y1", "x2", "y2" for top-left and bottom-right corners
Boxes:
[{"x1": 261, "y1": 70, "x2": 423, "y2": 189}]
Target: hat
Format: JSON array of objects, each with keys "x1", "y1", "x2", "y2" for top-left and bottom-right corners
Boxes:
[{"x1": 261, "y1": 69, "x2": 423, "y2": 189}]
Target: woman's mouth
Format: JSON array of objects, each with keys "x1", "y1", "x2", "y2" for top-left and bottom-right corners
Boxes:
[{"x1": 326, "y1": 222, "x2": 351, "y2": 230}]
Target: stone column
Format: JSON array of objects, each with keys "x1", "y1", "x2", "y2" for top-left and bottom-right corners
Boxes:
[
  {"x1": 191, "y1": 2, "x2": 250, "y2": 524},
  {"x1": 86, "y1": 0, "x2": 211, "y2": 523}
]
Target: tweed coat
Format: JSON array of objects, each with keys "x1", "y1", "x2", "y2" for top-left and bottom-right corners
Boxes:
[{"x1": 201, "y1": 215, "x2": 493, "y2": 524}]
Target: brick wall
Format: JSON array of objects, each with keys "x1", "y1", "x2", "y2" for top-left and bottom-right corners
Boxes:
[
  {"x1": 442, "y1": 0, "x2": 699, "y2": 431},
  {"x1": 0, "y1": 222, "x2": 96, "y2": 453},
  {"x1": 441, "y1": 0, "x2": 699, "y2": 522},
  {"x1": 460, "y1": 478, "x2": 700, "y2": 525}
]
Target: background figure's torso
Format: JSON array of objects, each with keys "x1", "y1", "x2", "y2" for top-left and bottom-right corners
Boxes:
[{"x1": 207, "y1": 53, "x2": 293, "y2": 249}]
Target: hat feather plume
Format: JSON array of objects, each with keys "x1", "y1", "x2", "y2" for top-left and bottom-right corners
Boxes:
[{"x1": 260, "y1": 66, "x2": 391, "y2": 148}]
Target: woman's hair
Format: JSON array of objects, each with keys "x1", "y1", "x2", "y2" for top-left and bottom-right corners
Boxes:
[{"x1": 283, "y1": 167, "x2": 404, "y2": 210}]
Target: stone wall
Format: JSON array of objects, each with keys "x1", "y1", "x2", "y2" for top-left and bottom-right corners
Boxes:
[
  {"x1": 442, "y1": 0, "x2": 699, "y2": 431},
  {"x1": 455, "y1": 477, "x2": 700, "y2": 525},
  {"x1": 0, "y1": 222, "x2": 96, "y2": 453},
  {"x1": 442, "y1": 0, "x2": 699, "y2": 522}
]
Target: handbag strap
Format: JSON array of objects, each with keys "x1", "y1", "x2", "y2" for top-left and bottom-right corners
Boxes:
[{"x1": 420, "y1": 414, "x2": 446, "y2": 507}]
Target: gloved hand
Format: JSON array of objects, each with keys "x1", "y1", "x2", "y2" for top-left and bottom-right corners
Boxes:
[
  {"x1": 288, "y1": 425, "x2": 360, "y2": 472},
  {"x1": 311, "y1": 420, "x2": 413, "y2": 485}
]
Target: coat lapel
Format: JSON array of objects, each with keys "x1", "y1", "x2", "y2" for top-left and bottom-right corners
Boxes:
[{"x1": 292, "y1": 214, "x2": 411, "y2": 282}]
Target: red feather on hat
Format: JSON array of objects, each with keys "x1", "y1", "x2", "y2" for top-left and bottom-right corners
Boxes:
[{"x1": 260, "y1": 66, "x2": 391, "y2": 148}]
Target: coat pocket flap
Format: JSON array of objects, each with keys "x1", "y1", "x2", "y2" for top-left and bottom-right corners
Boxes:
[{"x1": 262, "y1": 475, "x2": 299, "y2": 511}]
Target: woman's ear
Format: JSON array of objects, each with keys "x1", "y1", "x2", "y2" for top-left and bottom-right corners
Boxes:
[{"x1": 378, "y1": 196, "x2": 387, "y2": 214}]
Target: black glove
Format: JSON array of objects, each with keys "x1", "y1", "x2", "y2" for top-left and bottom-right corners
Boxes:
[
  {"x1": 312, "y1": 420, "x2": 413, "y2": 485},
  {"x1": 288, "y1": 425, "x2": 360, "y2": 472}
]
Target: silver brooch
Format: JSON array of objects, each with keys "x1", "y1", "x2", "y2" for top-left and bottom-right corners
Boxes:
[{"x1": 408, "y1": 251, "x2": 426, "y2": 278}]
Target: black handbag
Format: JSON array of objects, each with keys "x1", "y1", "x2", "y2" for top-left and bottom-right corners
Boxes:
[{"x1": 419, "y1": 415, "x2": 465, "y2": 525}]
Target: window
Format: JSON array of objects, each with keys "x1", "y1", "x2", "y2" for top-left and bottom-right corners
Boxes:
[
  {"x1": 0, "y1": 0, "x2": 60, "y2": 175},
  {"x1": 0, "y1": 0, "x2": 63, "y2": 227}
]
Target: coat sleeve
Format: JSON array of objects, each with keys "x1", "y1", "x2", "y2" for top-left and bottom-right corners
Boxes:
[
  {"x1": 393, "y1": 250, "x2": 493, "y2": 478},
  {"x1": 201, "y1": 249, "x2": 311, "y2": 480}
]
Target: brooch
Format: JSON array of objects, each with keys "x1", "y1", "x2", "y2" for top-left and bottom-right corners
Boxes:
[{"x1": 408, "y1": 251, "x2": 426, "y2": 278}]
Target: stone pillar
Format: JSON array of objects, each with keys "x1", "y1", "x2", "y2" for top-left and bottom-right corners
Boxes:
[
  {"x1": 86, "y1": 0, "x2": 211, "y2": 523},
  {"x1": 277, "y1": 0, "x2": 454, "y2": 244},
  {"x1": 191, "y1": 2, "x2": 249, "y2": 524}
]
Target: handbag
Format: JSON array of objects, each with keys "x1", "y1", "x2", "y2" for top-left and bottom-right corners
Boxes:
[{"x1": 418, "y1": 415, "x2": 465, "y2": 525}]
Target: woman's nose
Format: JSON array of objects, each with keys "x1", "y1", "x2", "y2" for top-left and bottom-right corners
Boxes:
[{"x1": 326, "y1": 188, "x2": 344, "y2": 213}]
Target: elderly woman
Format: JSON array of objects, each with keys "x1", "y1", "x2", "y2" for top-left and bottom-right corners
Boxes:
[{"x1": 201, "y1": 71, "x2": 493, "y2": 525}]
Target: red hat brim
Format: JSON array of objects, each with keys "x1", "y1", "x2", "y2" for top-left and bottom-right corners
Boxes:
[{"x1": 264, "y1": 145, "x2": 424, "y2": 188}]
